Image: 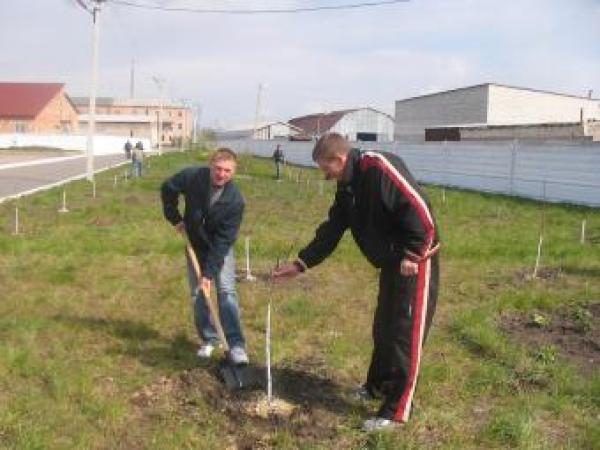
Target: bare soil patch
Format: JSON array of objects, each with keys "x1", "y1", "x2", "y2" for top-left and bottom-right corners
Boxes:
[
  {"x1": 500, "y1": 303, "x2": 599, "y2": 375},
  {"x1": 129, "y1": 358, "x2": 366, "y2": 448},
  {"x1": 123, "y1": 195, "x2": 142, "y2": 205},
  {"x1": 514, "y1": 266, "x2": 562, "y2": 282},
  {"x1": 88, "y1": 217, "x2": 116, "y2": 227}
]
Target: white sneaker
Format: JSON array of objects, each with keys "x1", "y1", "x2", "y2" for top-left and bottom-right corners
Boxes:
[
  {"x1": 196, "y1": 343, "x2": 215, "y2": 358},
  {"x1": 362, "y1": 417, "x2": 401, "y2": 432},
  {"x1": 228, "y1": 346, "x2": 249, "y2": 365}
]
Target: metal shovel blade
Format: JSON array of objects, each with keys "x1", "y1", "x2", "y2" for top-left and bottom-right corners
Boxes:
[{"x1": 218, "y1": 361, "x2": 259, "y2": 391}]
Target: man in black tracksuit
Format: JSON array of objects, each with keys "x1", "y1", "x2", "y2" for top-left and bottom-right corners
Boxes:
[{"x1": 273, "y1": 133, "x2": 440, "y2": 432}]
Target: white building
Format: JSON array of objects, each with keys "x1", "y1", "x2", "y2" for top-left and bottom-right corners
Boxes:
[
  {"x1": 395, "y1": 83, "x2": 600, "y2": 141},
  {"x1": 78, "y1": 114, "x2": 154, "y2": 142},
  {"x1": 253, "y1": 121, "x2": 304, "y2": 140},
  {"x1": 289, "y1": 107, "x2": 394, "y2": 142}
]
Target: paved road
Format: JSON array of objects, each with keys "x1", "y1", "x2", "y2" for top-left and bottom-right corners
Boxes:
[{"x1": 0, "y1": 153, "x2": 129, "y2": 202}]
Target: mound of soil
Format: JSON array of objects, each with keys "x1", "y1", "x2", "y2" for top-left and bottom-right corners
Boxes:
[
  {"x1": 130, "y1": 358, "x2": 365, "y2": 448},
  {"x1": 500, "y1": 304, "x2": 599, "y2": 375}
]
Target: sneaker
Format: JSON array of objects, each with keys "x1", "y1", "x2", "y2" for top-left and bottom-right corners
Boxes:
[
  {"x1": 196, "y1": 343, "x2": 216, "y2": 358},
  {"x1": 362, "y1": 417, "x2": 402, "y2": 432},
  {"x1": 228, "y1": 346, "x2": 249, "y2": 365}
]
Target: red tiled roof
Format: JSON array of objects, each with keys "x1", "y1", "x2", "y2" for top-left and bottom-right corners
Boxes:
[{"x1": 0, "y1": 82, "x2": 64, "y2": 119}]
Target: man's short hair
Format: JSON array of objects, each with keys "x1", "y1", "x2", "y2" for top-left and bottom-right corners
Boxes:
[
  {"x1": 312, "y1": 133, "x2": 351, "y2": 162},
  {"x1": 210, "y1": 147, "x2": 237, "y2": 164}
]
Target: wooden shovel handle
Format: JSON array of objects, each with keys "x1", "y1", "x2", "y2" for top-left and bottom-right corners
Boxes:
[{"x1": 185, "y1": 242, "x2": 230, "y2": 352}]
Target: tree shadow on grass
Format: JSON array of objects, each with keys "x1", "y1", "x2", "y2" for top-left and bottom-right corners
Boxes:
[
  {"x1": 52, "y1": 314, "x2": 197, "y2": 371},
  {"x1": 52, "y1": 314, "x2": 369, "y2": 421}
]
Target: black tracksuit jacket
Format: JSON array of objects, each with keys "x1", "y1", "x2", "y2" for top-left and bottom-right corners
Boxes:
[
  {"x1": 161, "y1": 166, "x2": 245, "y2": 280},
  {"x1": 299, "y1": 148, "x2": 439, "y2": 269}
]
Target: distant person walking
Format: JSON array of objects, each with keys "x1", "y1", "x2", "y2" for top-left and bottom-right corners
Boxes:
[
  {"x1": 124, "y1": 140, "x2": 132, "y2": 160},
  {"x1": 272, "y1": 144, "x2": 285, "y2": 180},
  {"x1": 132, "y1": 141, "x2": 144, "y2": 178}
]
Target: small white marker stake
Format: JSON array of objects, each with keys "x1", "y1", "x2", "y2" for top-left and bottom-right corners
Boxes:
[
  {"x1": 245, "y1": 236, "x2": 256, "y2": 281},
  {"x1": 58, "y1": 190, "x2": 69, "y2": 213},
  {"x1": 113, "y1": 175, "x2": 118, "y2": 188},
  {"x1": 13, "y1": 206, "x2": 19, "y2": 235},
  {"x1": 442, "y1": 188, "x2": 446, "y2": 205},
  {"x1": 580, "y1": 219, "x2": 586, "y2": 244},
  {"x1": 266, "y1": 299, "x2": 272, "y2": 405},
  {"x1": 533, "y1": 234, "x2": 543, "y2": 278}
]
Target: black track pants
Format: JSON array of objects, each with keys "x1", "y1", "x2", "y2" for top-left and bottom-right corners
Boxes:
[{"x1": 366, "y1": 253, "x2": 439, "y2": 422}]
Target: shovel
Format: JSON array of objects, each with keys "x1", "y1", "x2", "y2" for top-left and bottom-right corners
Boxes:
[{"x1": 185, "y1": 241, "x2": 255, "y2": 390}]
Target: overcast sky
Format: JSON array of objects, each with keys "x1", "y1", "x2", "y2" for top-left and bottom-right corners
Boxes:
[{"x1": 1, "y1": 0, "x2": 599, "y2": 129}]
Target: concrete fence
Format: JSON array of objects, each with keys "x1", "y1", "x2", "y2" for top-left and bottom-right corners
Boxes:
[
  {"x1": 218, "y1": 139, "x2": 600, "y2": 208},
  {"x1": 0, "y1": 133, "x2": 151, "y2": 156}
]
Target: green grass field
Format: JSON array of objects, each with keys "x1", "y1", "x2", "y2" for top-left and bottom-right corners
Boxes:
[{"x1": 0, "y1": 148, "x2": 598, "y2": 449}]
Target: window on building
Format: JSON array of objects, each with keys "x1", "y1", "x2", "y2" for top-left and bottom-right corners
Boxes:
[
  {"x1": 145, "y1": 109, "x2": 149, "y2": 115},
  {"x1": 178, "y1": 111, "x2": 182, "y2": 117},
  {"x1": 15, "y1": 121, "x2": 26, "y2": 133},
  {"x1": 178, "y1": 124, "x2": 182, "y2": 130}
]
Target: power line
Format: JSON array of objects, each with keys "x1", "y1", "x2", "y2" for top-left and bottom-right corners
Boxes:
[{"x1": 110, "y1": 0, "x2": 410, "y2": 15}]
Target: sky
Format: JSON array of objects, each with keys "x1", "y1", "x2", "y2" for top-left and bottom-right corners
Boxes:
[{"x1": 1, "y1": 0, "x2": 599, "y2": 129}]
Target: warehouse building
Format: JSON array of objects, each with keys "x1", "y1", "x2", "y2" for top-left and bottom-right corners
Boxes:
[
  {"x1": 289, "y1": 107, "x2": 394, "y2": 142},
  {"x1": 253, "y1": 121, "x2": 304, "y2": 140},
  {"x1": 395, "y1": 83, "x2": 600, "y2": 142},
  {"x1": 73, "y1": 97, "x2": 193, "y2": 147}
]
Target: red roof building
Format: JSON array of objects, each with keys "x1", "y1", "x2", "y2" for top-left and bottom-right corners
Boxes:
[{"x1": 0, "y1": 82, "x2": 79, "y2": 134}]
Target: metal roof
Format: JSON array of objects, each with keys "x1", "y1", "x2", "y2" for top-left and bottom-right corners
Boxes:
[
  {"x1": 396, "y1": 83, "x2": 599, "y2": 103},
  {"x1": 288, "y1": 107, "x2": 392, "y2": 135}
]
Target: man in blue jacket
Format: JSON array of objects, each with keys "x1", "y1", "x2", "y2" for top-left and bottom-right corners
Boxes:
[
  {"x1": 273, "y1": 133, "x2": 440, "y2": 432},
  {"x1": 161, "y1": 148, "x2": 248, "y2": 364}
]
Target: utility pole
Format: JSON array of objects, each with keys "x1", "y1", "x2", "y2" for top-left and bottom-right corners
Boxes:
[
  {"x1": 253, "y1": 83, "x2": 263, "y2": 139},
  {"x1": 77, "y1": 0, "x2": 106, "y2": 181},
  {"x1": 129, "y1": 58, "x2": 135, "y2": 98},
  {"x1": 152, "y1": 76, "x2": 165, "y2": 155},
  {"x1": 79, "y1": 0, "x2": 105, "y2": 182}
]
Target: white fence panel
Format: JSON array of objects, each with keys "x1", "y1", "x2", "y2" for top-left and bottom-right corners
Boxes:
[{"x1": 218, "y1": 139, "x2": 600, "y2": 207}]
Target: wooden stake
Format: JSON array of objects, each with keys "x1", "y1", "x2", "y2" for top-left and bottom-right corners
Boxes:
[
  {"x1": 13, "y1": 206, "x2": 19, "y2": 235},
  {"x1": 58, "y1": 190, "x2": 69, "y2": 213},
  {"x1": 266, "y1": 299, "x2": 272, "y2": 405},
  {"x1": 532, "y1": 234, "x2": 543, "y2": 278},
  {"x1": 245, "y1": 236, "x2": 256, "y2": 281},
  {"x1": 580, "y1": 219, "x2": 586, "y2": 244},
  {"x1": 113, "y1": 175, "x2": 118, "y2": 188}
]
